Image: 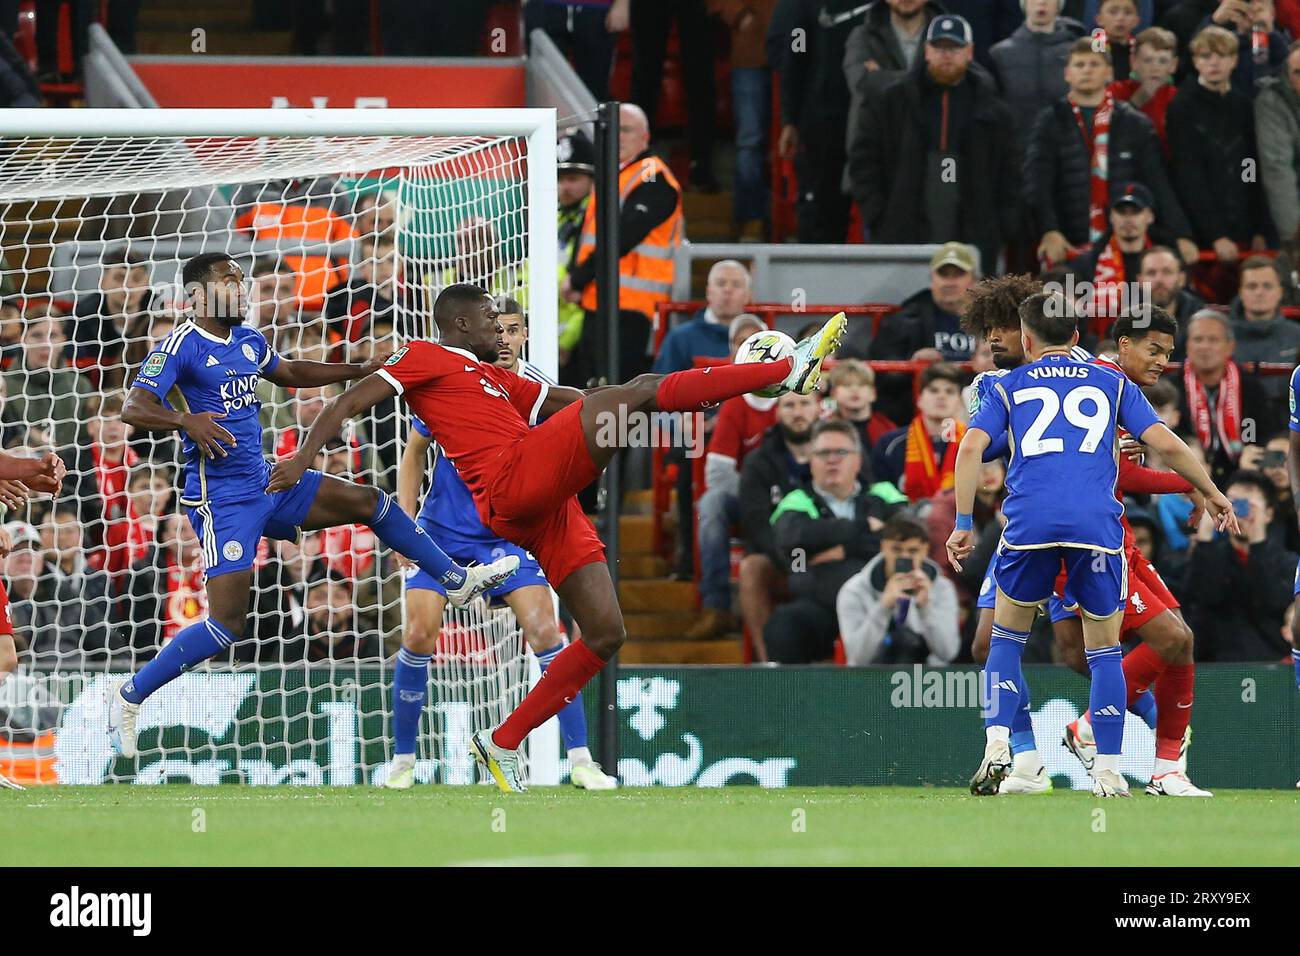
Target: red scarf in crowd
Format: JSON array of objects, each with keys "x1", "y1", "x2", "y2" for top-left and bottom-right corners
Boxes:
[
  {"x1": 1071, "y1": 89, "x2": 1114, "y2": 245},
  {"x1": 92, "y1": 442, "x2": 140, "y2": 577},
  {"x1": 1092, "y1": 233, "x2": 1151, "y2": 334},
  {"x1": 903, "y1": 415, "x2": 965, "y2": 503},
  {"x1": 1184, "y1": 361, "x2": 1243, "y2": 461}
]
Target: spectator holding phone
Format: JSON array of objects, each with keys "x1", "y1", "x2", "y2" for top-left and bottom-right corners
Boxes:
[
  {"x1": 837, "y1": 511, "x2": 960, "y2": 665},
  {"x1": 1182, "y1": 468, "x2": 1297, "y2": 660}
]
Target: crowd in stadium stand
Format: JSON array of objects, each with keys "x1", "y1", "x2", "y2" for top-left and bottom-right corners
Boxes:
[{"x1": 3, "y1": 0, "x2": 1300, "y2": 673}]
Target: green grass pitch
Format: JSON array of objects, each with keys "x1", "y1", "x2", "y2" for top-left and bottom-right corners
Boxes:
[{"x1": 4, "y1": 786, "x2": 1300, "y2": 866}]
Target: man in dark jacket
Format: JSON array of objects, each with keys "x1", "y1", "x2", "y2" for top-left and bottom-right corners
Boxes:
[
  {"x1": 769, "y1": 0, "x2": 869, "y2": 242},
  {"x1": 765, "y1": 419, "x2": 907, "y2": 663},
  {"x1": 842, "y1": 0, "x2": 947, "y2": 198},
  {"x1": 737, "y1": 391, "x2": 818, "y2": 660},
  {"x1": 1027, "y1": 38, "x2": 1197, "y2": 266},
  {"x1": 989, "y1": 0, "x2": 1087, "y2": 141},
  {"x1": 1166, "y1": 24, "x2": 1272, "y2": 259},
  {"x1": 848, "y1": 242, "x2": 977, "y2": 424},
  {"x1": 1226, "y1": 256, "x2": 1300, "y2": 399},
  {"x1": 849, "y1": 14, "x2": 1022, "y2": 273},
  {"x1": 1183, "y1": 470, "x2": 1297, "y2": 661}
]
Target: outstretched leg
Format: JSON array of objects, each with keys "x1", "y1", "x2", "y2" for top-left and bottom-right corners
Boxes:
[{"x1": 301, "y1": 475, "x2": 513, "y2": 605}]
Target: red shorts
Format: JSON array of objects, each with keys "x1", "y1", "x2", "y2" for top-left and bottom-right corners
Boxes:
[
  {"x1": 483, "y1": 400, "x2": 606, "y2": 587},
  {"x1": 1052, "y1": 546, "x2": 1174, "y2": 635},
  {"x1": 0, "y1": 580, "x2": 12, "y2": 636}
]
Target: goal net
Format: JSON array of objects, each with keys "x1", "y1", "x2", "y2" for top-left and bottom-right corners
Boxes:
[{"x1": 0, "y1": 109, "x2": 559, "y2": 788}]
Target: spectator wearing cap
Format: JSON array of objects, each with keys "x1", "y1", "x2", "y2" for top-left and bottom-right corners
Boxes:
[
  {"x1": 1068, "y1": 184, "x2": 1173, "y2": 328},
  {"x1": 566, "y1": 103, "x2": 683, "y2": 384},
  {"x1": 848, "y1": 15, "x2": 1022, "y2": 272},
  {"x1": 1255, "y1": 39, "x2": 1300, "y2": 242},
  {"x1": 1227, "y1": 256, "x2": 1300, "y2": 396},
  {"x1": 1174, "y1": 310, "x2": 1281, "y2": 484},
  {"x1": 710, "y1": 0, "x2": 780, "y2": 241},
  {"x1": 1027, "y1": 37, "x2": 1197, "y2": 269},
  {"x1": 1166, "y1": 25, "x2": 1272, "y2": 262},
  {"x1": 842, "y1": 0, "x2": 947, "y2": 220},
  {"x1": 941, "y1": 0, "x2": 1025, "y2": 70},
  {"x1": 555, "y1": 128, "x2": 596, "y2": 375},
  {"x1": 525, "y1": 0, "x2": 627, "y2": 101},
  {"x1": 989, "y1": 0, "x2": 1088, "y2": 141},
  {"x1": 849, "y1": 243, "x2": 978, "y2": 425}
]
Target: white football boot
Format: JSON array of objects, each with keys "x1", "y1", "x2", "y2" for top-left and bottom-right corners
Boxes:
[
  {"x1": 107, "y1": 684, "x2": 140, "y2": 758},
  {"x1": 570, "y1": 761, "x2": 618, "y2": 791},
  {"x1": 470, "y1": 730, "x2": 526, "y2": 793},
  {"x1": 1145, "y1": 771, "x2": 1212, "y2": 797},
  {"x1": 384, "y1": 754, "x2": 416, "y2": 790},
  {"x1": 1091, "y1": 768, "x2": 1131, "y2": 797},
  {"x1": 445, "y1": 555, "x2": 520, "y2": 609},
  {"x1": 998, "y1": 753, "x2": 1053, "y2": 795},
  {"x1": 1062, "y1": 715, "x2": 1097, "y2": 772},
  {"x1": 969, "y1": 738, "x2": 1012, "y2": 796}
]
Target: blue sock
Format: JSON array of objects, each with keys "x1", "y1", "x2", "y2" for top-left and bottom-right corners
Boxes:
[
  {"x1": 982, "y1": 624, "x2": 1029, "y2": 731},
  {"x1": 1009, "y1": 681, "x2": 1035, "y2": 756},
  {"x1": 122, "y1": 618, "x2": 237, "y2": 704},
  {"x1": 1293, "y1": 649, "x2": 1300, "y2": 690},
  {"x1": 368, "y1": 493, "x2": 466, "y2": 589},
  {"x1": 537, "y1": 643, "x2": 588, "y2": 752},
  {"x1": 1086, "y1": 645, "x2": 1127, "y2": 757},
  {"x1": 392, "y1": 646, "x2": 431, "y2": 757},
  {"x1": 1131, "y1": 689, "x2": 1158, "y2": 730}
]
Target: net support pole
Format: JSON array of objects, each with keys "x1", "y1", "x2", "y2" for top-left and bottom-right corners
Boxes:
[{"x1": 595, "y1": 99, "x2": 621, "y2": 774}]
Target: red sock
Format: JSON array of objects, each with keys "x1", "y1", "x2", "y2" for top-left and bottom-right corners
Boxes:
[
  {"x1": 492, "y1": 640, "x2": 605, "y2": 750},
  {"x1": 654, "y1": 358, "x2": 793, "y2": 411},
  {"x1": 1154, "y1": 663, "x2": 1194, "y2": 761},
  {"x1": 1122, "y1": 642, "x2": 1167, "y2": 709}
]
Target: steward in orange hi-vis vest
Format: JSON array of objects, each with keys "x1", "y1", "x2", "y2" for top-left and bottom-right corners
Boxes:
[
  {"x1": 571, "y1": 150, "x2": 684, "y2": 320},
  {"x1": 235, "y1": 193, "x2": 356, "y2": 309}
]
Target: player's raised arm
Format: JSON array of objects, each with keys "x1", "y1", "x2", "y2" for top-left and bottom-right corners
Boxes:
[
  {"x1": 264, "y1": 350, "x2": 392, "y2": 389},
  {"x1": 1137, "y1": 423, "x2": 1237, "y2": 534},
  {"x1": 121, "y1": 386, "x2": 236, "y2": 460},
  {"x1": 266, "y1": 372, "x2": 396, "y2": 492},
  {"x1": 945, "y1": 426, "x2": 992, "y2": 572}
]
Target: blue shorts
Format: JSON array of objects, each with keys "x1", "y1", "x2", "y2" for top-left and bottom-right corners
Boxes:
[
  {"x1": 1046, "y1": 594, "x2": 1074, "y2": 624},
  {"x1": 187, "y1": 469, "x2": 324, "y2": 578},
  {"x1": 404, "y1": 520, "x2": 547, "y2": 600},
  {"x1": 994, "y1": 545, "x2": 1126, "y2": 619}
]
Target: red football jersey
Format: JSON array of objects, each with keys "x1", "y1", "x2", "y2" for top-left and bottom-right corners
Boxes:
[
  {"x1": 376, "y1": 340, "x2": 547, "y2": 501},
  {"x1": 707, "y1": 394, "x2": 777, "y2": 467}
]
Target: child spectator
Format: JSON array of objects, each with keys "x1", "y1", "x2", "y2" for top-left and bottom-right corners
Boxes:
[
  {"x1": 125, "y1": 467, "x2": 173, "y2": 566},
  {"x1": 1167, "y1": 25, "x2": 1272, "y2": 260},
  {"x1": 872, "y1": 362, "x2": 967, "y2": 500},
  {"x1": 827, "y1": 359, "x2": 897, "y2": 459},
  {"x1": 1110, "y1": 26, "x2": 1181, "y2": 155},
  {"x1": 1096, "y1": 0, "x2": 1142, "y2": 78}
]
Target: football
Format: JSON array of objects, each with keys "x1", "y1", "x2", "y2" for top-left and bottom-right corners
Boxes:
[{"x1": 734, "y1": 328, "x2": 797, "y2": 397}]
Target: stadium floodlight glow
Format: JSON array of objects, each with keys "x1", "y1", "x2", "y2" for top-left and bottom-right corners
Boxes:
[{"x1": 0, "y1": 107, "x2": 559, "y2": 786}]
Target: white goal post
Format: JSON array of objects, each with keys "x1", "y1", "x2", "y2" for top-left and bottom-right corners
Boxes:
[{"x1": 0, "y1": 108, "x2": 562, "y2": 788}]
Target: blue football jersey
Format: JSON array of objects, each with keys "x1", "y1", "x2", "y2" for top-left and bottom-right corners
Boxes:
[
  {"x1": 1289, "y1": 366, "x2": 1300, "y2": 433},
  {"x1": 969, "y1": 346, "x2": 1092, "y2": 462},
  {"x1": 969, "y1": 352, "x2": 1161, "y2": 552},
  {"x1": 132, "y1": 321, "x2": 280, "y2": 504}
]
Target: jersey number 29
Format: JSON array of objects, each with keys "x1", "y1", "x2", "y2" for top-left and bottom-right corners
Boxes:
[{"x1": 1013, "y1": 385, "x2": 1111, "y2": 457}]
